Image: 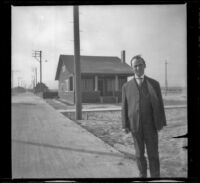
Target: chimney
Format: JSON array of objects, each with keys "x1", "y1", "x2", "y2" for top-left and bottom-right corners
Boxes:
[{"x1": 121, "y1": 50, "x2": 125, "y2": 64}]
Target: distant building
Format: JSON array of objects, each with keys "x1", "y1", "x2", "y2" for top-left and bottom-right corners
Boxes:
[{"x1": 55, "y1": 51, "x2": 134, "y2": 104}]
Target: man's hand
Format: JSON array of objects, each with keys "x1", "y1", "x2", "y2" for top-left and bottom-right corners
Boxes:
[{"x1": 122, "y1": 128, "x2": 130, "y2": 134}]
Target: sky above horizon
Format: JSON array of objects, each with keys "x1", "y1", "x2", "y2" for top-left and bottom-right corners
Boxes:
[{"x1": 12, "y1": 5, "x2": 187, "y2": 89}]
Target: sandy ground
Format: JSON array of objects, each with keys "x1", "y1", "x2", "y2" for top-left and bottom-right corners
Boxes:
[
  {"x1": 46, "y1": 93, "x2": 187, "y2": 178},
  {"x1": 66, "y1": 108, "x2": 187, "y2": 177}
]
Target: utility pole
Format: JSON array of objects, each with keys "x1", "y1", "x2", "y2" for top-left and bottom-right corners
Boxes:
[
  {"x1": 35, "y1": 67, "x2": 37, "y2": 85},
  {"x1": 165, "y1": 60, "x2": 168, "y2": 96},
  {"x1": 73, "y1": 6, "x2": 82, "y2": 120},
  {"x1": 32, "y1": 50, "x2": 42, "y2": 83},
  {"x1": 40, "y1": 50, "x2": 42, "y2": 83}
]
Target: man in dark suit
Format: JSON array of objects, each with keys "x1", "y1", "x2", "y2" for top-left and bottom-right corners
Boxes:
[{"x1": 121, "y1": 55, "x2": 167, "y2": 178}]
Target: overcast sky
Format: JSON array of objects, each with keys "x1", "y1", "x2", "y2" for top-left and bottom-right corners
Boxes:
[{"x1": 12, "y1": 5, "x2": 186, "y2": 89}]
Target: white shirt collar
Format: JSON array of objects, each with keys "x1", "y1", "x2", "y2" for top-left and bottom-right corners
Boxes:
[{"x1": 134, "y1": 74, "x2": 145, "y2": 79}]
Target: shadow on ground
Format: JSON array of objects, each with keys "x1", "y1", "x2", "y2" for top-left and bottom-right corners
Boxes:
[{"x1": 12, "y1": 139, "x2": 136, "y2": 160}]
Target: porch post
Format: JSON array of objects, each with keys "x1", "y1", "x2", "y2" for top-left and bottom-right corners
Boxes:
[
  {"x1": 73, "y1": 75, "x2": 75, "y2": 91},
  {"x1": 95, "y1": 75, "x2": 98, "y2": 91},
  {"x1": 115, "y1": 75, "x2": 119, "y2": 91}
]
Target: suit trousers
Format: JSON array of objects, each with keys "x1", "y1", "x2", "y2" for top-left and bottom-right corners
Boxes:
[{"x1": 132, "y1": 119, "x2": 160, "y2": 178}]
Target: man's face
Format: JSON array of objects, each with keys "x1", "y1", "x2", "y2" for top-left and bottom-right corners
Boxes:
[{"x1": 132, "y1": 59, "x2": 145, "y2": 77}]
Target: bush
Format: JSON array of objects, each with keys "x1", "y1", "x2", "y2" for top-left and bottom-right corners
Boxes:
[{"x1": 34, "y1": 82, "x2": 49, "y2": 93}]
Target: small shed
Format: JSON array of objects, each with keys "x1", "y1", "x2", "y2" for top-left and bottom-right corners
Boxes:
[{"x1": 55, "y1": 51, "x2": 134, "y2": 104}]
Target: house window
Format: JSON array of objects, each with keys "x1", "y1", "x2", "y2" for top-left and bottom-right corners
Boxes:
[
  {"x1": 69, "y1": 77, "x2": 73, "y2": 91},
  {"x1": 64, "y1": 77, "x2": 73, "y2": 92},
  {"x1": 81, "y1": 79, "x2": 93, "y2": 91}
]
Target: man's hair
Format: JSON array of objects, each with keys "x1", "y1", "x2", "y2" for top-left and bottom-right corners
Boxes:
[{"x1": 130, "y1": 55, "x2": 146, "y2": 67}]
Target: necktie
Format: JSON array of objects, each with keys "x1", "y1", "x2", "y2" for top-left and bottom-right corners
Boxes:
[{"x1": 137, "y1": 78, "x2": 143, "y2": 87}]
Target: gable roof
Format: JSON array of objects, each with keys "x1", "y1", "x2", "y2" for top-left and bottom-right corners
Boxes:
[{"x1": 55, "y1": 55, "x2": 134, "y2": 80}]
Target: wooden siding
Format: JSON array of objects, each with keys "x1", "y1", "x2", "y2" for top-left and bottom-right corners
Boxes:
[{"x1": 58, "y1": 62, "x2": 74, "y2": 98}]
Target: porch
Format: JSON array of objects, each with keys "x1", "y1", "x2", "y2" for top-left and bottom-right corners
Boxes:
[
  {"x1": 81, "y1": 75, "x2": 126, "y2": 103},
  {"x1": 59, "y1": 74, "x2": 127, "y2": 104}
]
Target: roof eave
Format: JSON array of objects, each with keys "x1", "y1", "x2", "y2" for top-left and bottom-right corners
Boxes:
[{"x1": 81, "y1": 72, "x2": 134, "y2": 75}]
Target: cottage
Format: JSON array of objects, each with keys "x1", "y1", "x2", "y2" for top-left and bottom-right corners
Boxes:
[{"x1": 55, "y1": 51, "x2": 134, "y2": 104}]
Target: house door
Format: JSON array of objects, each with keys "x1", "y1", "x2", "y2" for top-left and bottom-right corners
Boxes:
[{"x1": 98, "y1": 79, "x2": 104, "y2": 96}]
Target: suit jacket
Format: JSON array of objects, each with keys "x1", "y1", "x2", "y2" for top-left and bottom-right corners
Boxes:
[{"x1": 122, "y1": 76, "x2": 167, "y2": 133}]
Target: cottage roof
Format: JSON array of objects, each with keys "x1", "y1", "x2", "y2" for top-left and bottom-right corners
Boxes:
[{"x1": 55, "y1": 55, "x2": 134, "y2": 80}]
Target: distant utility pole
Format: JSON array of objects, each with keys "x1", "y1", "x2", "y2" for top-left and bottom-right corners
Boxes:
[
  {"x1": 32, "y1": 50, "x2": 42, "y2": 83},
  {"x1": 11, "y1": 70, "x2": 13, "y2": 88},
  {"x1": 31, "y1": 67, "x2": 38, "y2": 87},
  {"x1": 17, "y1": 77, "x2": 21, "y2": 87},
  {"x1": 12, "y1": 70, "x2": 20, "y2": 88},
  {"x1": 165, "y1": 60, "x2": 168, "y2": 96},
  {"x1": 32, "y1": 77, "x2": 35, "y2": 89},
  {"x1": 73, "y1": 6, "x2": 82, "y2": 120}
]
